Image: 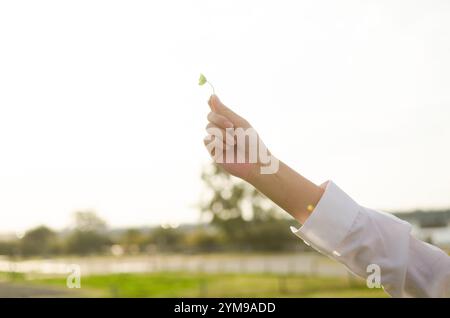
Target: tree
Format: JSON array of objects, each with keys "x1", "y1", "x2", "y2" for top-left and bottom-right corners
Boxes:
[
  {"x1": 0, "y1": 240, "x2": 19, "y2": 257},
  {"x1": 183, "y1": 227, "x2": 225, "y2": 252},
  {"x1": 120, "y1": 228, "x2": 147, "y2": 253},
  {"x1": 65, "y1": 211, "x2": 111, "y2": 255},
  {"x1": 20, "y1": 226, "x2": 57, "y2": 256},
  {"x1": 72, "y1": 210, "x2": 107, "y2": 232},
  {"x1": 149, "y1": 227, "x2": 183, "y2": 252},
  {"x1": 200, "y1": 164, "x2": 279, "y2": 223},
  {"x1": 199, "y1": 163, "x2": 298, "y2": 250},
  {"x1": 65, "y1": 230, "x2": 111, "y2": 255}
]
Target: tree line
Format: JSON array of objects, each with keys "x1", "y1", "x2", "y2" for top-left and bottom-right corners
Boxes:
[{"x1": 1, "y1": 164, "x2": 447, "y2": 258}]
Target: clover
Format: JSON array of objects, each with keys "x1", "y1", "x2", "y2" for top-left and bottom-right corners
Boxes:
[{"x1": 198, "y1": 73, "x2": 215, "y2": 94}]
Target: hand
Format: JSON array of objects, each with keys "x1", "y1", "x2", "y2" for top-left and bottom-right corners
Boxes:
[
  {"x1": 203, "y1": 95, "x2": 323, "y2": 224},
  {"x1": 203, "y1": 95, "x2": 273, "y2": 181}
]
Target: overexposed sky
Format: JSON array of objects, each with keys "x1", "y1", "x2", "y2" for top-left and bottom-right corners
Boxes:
[{"x1": 0, "y1": 0, "x2": 449, "y2": 233}]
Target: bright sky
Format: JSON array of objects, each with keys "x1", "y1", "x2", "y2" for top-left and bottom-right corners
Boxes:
[{"x1": 0, "y1": 0, "x2": 449, "y2": 233}]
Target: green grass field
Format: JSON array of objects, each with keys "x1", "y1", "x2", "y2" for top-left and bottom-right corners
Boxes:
[{"x1": 2, "y1": 272, "x2": 387, "y2": 298}]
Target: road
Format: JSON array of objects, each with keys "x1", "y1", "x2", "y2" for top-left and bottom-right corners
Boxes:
[{"x1": 0, "y1": 282, "x2": 75, "y2": 298}]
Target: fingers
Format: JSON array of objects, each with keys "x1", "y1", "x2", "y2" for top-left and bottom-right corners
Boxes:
[
  {"x1": 204, "y1": 94, "x2": 251, "y2": 162},
  {"x1": 205, "y1": 123, "x2": 235, "y2": 147},
  {"x1": 207, "y1": 95, "x2": 216, "y2": 111},
  {"x1": 207, "y1": 112, "x2": 234, "y2": 129},
  {"x1": 208, "y1": 94, "x2": 234, "y2": 117},
  {"x1": 208, "y1": 95, "x2": 249, "y2": 128},
  {"x1": 203, "y1": 134, "x2": 233, "y2": 160}
]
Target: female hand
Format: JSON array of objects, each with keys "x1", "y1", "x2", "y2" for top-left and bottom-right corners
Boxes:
[{"x1": 203, "y1": 95, "x2": 274, "y2": 181}]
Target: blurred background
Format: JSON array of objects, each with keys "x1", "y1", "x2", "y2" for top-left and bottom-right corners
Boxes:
[{"x1": 0, "y1": 0, "x2": 449, "y2": 297}]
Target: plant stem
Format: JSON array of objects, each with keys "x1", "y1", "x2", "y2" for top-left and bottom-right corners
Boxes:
[{"x1": 207, "y1": 81, "x2": 215, "y2": 95}]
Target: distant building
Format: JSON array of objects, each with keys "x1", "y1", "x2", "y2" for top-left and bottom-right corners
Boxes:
[{"x1": 393, "y1": 210, "x2": 450, "y2": 248}]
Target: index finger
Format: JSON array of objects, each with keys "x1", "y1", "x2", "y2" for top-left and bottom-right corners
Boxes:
[{"x1": 208, "y1": 95, "x2": 248, "y2": 127}]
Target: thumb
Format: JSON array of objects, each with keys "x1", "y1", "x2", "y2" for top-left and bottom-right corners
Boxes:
[
  {"x1": 207, "y1": 95, "x2": 217, "y2": 112},
  {"x1": 209, "y1": 95, "x2": 243, "y2": 124}
]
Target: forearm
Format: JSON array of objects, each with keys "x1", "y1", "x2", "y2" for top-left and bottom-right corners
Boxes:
[
  {"x1": 203, "y1": 95, "x2": 450, "y2": 297},
  {"x1": 245, "y1": 158, "x2": 324, "y2": 224}
]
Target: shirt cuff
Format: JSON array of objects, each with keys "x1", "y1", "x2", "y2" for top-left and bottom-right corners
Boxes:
[{"x1": 290, "y1": 180, "x2": 361, "y2": 256}]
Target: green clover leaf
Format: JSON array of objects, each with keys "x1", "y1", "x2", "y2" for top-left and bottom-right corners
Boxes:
[
  {"x1": 198, "y1": 73, "x2": 207, "y2": 86},
  {"x1": 198, "y1": 73, "x2": 215, "y2": 94}
]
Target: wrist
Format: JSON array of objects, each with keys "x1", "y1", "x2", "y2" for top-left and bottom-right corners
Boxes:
[{"x1": 243, "y1": 156, "x2": 280, "y2": 185}]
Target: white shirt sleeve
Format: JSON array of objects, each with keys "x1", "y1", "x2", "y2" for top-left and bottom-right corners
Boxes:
[{"x1": 290, "y1": 181, "x2": 450, "y2": 298}]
